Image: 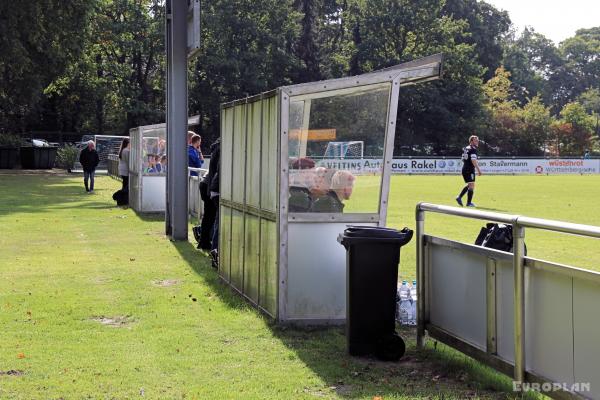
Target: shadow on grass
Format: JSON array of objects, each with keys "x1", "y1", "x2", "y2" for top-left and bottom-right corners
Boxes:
[
  {"x1": 0, "y1": 174, "x2": 115, "y2": 217},
  {"x1": 171, "y1": 240, "x2": 250, "y2": 312},
  {"x1": 172, "y1": 239, "x2": 529, "y2": 399},
  {"x1": 135, "y1": 212, "x2": 166, "y2": 222}
]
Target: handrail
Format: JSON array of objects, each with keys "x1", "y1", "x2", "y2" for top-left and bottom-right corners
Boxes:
[
  {"x1": 517, "y1": 216, "x2": 600, "y2": 239},
  {"x1": 417, "y1": 202, "x2": 600, "y2": 239},
  {"x1": 187, "y1": 167, "x2": 209, "y2": 223},
  {"x1": 417, "y1": 203, "x2": 518, "y2": 224},
  {"x1": 187, "y1": 167, "x2": 208, "y2": 177}
]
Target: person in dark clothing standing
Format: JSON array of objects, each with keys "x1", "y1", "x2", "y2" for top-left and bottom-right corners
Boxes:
[
  {"x1": 79, "y1": 140, "x2": 100, "y2": 193},
  {"x1": 198, "y1": 139, "x2": 220, "y2": 250},
  {"x1": 118, "y1": 138, "x2": 130, "y2": 191},
  {"x1": 456, "y1": 135, "x2": 482, "y2": 207},
  {"x1": 208, "y1": 139, "x2": 220, "y2": 268}
]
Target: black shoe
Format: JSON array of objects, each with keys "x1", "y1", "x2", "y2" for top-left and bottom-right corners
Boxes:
[
  {"x1": 209, "y1": 249, "x2": 218, "y2": 269},
  {"x1": 192, "y1": 225, "x2": 202, "y2": 242}
]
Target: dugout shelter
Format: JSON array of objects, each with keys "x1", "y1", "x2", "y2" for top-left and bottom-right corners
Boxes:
[
  {"x1": 129, "y1": 116, "x2": 200, "y2": 213},
  {"x1": 218, "y1": 54, "x2": 443, "y2": 323}
]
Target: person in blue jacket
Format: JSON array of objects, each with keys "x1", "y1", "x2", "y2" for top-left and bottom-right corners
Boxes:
[{"x1": 188, "y1": 133, "x2": 204, "y2": 176}]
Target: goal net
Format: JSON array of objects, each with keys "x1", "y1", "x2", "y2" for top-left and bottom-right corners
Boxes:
[
  {"x1": 323, "y1": 141, "x2": 364, "y2": 159},
  {"x1": 80, "y1": 135, "x2": 128, "y2": 168}
]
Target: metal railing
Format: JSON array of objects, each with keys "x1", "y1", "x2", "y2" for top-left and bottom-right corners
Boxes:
[
  {"x1": 188, "y1": 167, "x2": 208, "y2": 223},
  {"x1": 108, "y1": 157, "x2": 207, "y2": 222},
  {"x1": 416, "y1": 203, "x2": 600, "y2": 399},
  {"x1": 107, "y1": 154, "x2": 120, "y2": 179}
]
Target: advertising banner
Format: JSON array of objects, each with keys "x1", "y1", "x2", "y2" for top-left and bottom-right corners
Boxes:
[{"x1": 315, "y1": 158, "x2": 600, "y2": 175}]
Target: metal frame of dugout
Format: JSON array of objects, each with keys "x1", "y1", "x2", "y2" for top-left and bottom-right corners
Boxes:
[
  {"x1": 218, "y1": 54, "x2": 443, "y2": 324},
  {"x1": 129, "y1": 116, "x2": 200, "y2": 213}
]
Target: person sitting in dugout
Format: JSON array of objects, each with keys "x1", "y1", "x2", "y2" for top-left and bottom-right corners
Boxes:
[
  {"x1": 145, "y1": 153, "x2": 158, "y2": 173},
  {"x1": 288, "y1": 157, "x2": 316, "y2": 212},
  {"x1": 311, "y1": 170, "x2": 355, "y2": 213}
]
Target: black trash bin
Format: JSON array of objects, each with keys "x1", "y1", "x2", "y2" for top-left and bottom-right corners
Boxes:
[
  {"x1": 338, "y1": 226, "x2": 413, "y2": 361},
  {"x1": 20, "y1": 146, "x2": 58, "y2": 169}
]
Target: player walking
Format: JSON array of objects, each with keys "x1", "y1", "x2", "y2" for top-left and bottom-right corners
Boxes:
[{"x1": 456, "y1": 135, "x2": 482, "y2": 207}]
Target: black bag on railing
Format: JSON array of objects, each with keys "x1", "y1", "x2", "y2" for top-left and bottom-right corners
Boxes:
[{"x1": 475, "y1": 223, "x2": 527, "y2": 254}]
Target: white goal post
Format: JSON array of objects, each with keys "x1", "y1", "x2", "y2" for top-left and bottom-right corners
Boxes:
[
  {"x1": 80, "y1": 134, "x2": 129, "y2": 167},
  {"x1": 323, "y1": 141, "x2": 364, "y2": 159}
]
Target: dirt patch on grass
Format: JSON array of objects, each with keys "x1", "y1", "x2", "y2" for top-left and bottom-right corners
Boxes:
[
  {"x1": 0, "y1": 370, "x2": 24, "y2": 376},
  {"x1": 333, "y1": 384, "x2": 354, "y2": 396},
  {"x1": 151, "y1": 279, "x2": 181, "y2": 287},
  {"x1": 91, "y1": 315, "x2": 134, "y2": 328},
  {"x1": 92, "y1": 277, "x2": 112, "y2": 284},
  {"x1": 360, "y1": 350, "x2": 508, "y2": 398}
]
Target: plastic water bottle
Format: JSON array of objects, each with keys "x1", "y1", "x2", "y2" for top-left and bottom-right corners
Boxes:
[
  {"x1": 398, "y1": 281, "x2": 411, "y2": 325},
  {"x1": 396, "y1": 281, "x2": 406, "y2": 321},
  {"x1": 409, "y1": 280, "x2": 418, "y2": 326},
  {"x1": 396, "y1": 288, "x2": 401, "y2": 322},
  {"x1": 400, "y1": 280, "x2": 411, "y2": 299}
]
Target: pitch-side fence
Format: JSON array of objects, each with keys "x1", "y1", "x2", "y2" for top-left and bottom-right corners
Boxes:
[{"x1": 416, "y1": 203, "x2": 600, "y2": 400}]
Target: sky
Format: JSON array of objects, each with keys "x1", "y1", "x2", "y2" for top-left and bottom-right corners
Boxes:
[{"x1": 485, "y1": 0, "x2": 600, "y2": 44}]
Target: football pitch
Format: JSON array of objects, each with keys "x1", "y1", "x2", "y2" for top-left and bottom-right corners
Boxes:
[
  {"x1": 353, "y1": 174, "x2": 600, "y2": 280},
  {"x1": 1, "y1": 172, "x2": 598, "y2": 399}
]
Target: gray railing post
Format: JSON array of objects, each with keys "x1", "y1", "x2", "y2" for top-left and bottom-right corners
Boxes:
[
  {"x1": 513, "y1": 221, "x2": 526, "y2": 383},
  {"x1": 486, "y1": 257, "x2": 497, "y2": 355},
  {"x1": 416, "y1": 204, "x2": 425, "y2": 349}
]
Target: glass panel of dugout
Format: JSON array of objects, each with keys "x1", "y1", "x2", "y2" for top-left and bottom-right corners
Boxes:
[{"x1": 288, "y1": 84, "x2": 391, "y2": 214}]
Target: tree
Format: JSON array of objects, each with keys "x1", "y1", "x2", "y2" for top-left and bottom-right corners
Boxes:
[
  {"x1": 188, "y1": 0, "x2": 302, "y2": 142},
  {"x1": 503, "y1": 27, "x2": 562, "y2": 105},
  {"x1": 294, "y1": 0, "x2": 323, "y2": 81},
  {"x1": 551, "y1": 27, "x2": 600, "y2": 111},
  {"x1": 483, "y1": 68, "x2": 558, "y2": 156},
  {"x1": 41, "y1": 0, "x2": 166, "y2": 135},
  {"x1": 0, "y1": 0, "x2": 95, "y2": 133},
  {"x1": 483, "y1": 66, "x2": 515, "y2": 110},
  {"x1": 482, "y1": 67, "x2": 520, "y2": 155},
  {"x1": 442, "y1": 0, "x2": 511, "y2": 80},
  {"x1": 353, "y1": 0, "x2": 446, "y2": 70},
  {"x1": 578, "y1": 88, "x2": 600, "y2": 138},
  {"x1": 521, "y1": 96, "x2": 552, "y2": 155},
  {"x1": 557, "y1": 102, "x2": 595, "y2": 155},
  {"x1": 344, "y1": 0, "x2": 489, "y2": 155}
]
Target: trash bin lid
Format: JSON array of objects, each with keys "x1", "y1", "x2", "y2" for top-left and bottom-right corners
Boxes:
[{"x1": 337, "y1": 226, "x2": 413, "y2": 247}]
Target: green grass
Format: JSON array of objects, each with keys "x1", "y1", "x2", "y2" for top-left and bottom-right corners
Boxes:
[
  {"x1": 385, "y1": 175, "x2": 600, "y2": 281},
  {"x1": 3, "y1": 172, "x2": 597, "y2": 399}
]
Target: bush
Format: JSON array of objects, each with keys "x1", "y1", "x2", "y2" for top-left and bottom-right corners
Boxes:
[
  {"x1": 0, "y1": 133, "x2": 22, "y2": 147},
  {"x1": 56, "y1": 145, "x2": 79, "y2": 171}
]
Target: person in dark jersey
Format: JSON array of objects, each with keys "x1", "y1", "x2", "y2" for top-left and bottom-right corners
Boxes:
[{"x1": 456, "y1": 135, "x2": 482, "y2": 207}]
